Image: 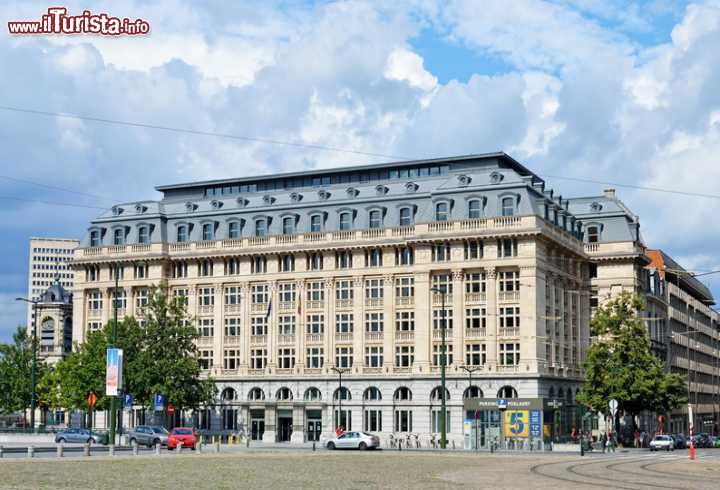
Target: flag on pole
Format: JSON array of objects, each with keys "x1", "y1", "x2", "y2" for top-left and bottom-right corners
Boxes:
[{"x1": 265, "y1": 293, "x2": 273, "y2": 320}]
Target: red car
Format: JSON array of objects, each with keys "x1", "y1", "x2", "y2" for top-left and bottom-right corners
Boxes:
[{"x1": 168, "y1": 427, "x2": 197, "y2": 450}]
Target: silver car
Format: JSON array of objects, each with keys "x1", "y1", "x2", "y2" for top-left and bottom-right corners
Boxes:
[
  {"x1": 128, "y1": 425, "x2": 169, "y2": 448},
  {"x1": 55, "y1": 428, "x2": 102, "y2": 444},
  {"x1": 649, "y1": 435, "x2": 674, "y2": 451},
  {"x1": 326, "y1": 431, "x2": 380, "y2": 450}
]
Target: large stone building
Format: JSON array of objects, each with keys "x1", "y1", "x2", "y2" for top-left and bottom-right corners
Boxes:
[
  {"x1": 71, "y1": 153, "x2": 593, "y2": 445},
  {"x1": 26, "y1": 237, "x2": 78, "y2": 335}
]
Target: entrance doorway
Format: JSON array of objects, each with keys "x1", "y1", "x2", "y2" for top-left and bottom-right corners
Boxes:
[
  {"x1": 277, "y1": 410, "x2": 293, "y2": 442},
  {"x1": 250, "y1": 409, "x2": 265, "y2": 441},
  {"x1": 306, "y1": 410, "x2": 322, "y2": 441}
]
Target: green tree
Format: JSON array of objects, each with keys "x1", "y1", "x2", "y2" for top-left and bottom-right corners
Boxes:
[
  {"x1": 577, "y1": 292, "x2": 687, "y2": 421},
  {"x1": 0, "y1": 326, "x2": 46, "y2": 416}
]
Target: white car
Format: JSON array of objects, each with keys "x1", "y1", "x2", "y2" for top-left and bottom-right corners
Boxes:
[
  {"x1": 649, "y1": 435, "x2": 674, "y2": 451},
  {"x1": 326, "y1": 431, "x2": 380, "y2": 450}
]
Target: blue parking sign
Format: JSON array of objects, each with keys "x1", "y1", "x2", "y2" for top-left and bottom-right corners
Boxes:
[
  {"x1": 154, "y1": 394, "x2": 165, "y2": 412},
  {"x1": 123, "y1": 393, "x2": 134, "y2": 410}
]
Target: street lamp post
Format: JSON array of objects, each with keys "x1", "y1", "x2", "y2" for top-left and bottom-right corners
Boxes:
[
  {"x1": 108, "y1": 263, "x2": 120, "y2": 446},
  {"x1": 331, "y1": 367, "x2": 349, "y2": 432},
  {"x1": 461, "y1": 365, "x2": 481, "y2": 450},
  {"x1": 16, "y1": 297, "x2": 38, "y2": 432},
  {"x1": 431, "y1": 286, "x2": 448, "y2": 449}
]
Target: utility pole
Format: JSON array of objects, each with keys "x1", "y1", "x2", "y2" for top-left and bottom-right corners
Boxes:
[
  {"x1": 331, "y1": 367, "x2": 349, "y2": 432},
  {"x1": 16, "y1": 298, "x2": 38, "y2": 432},
  {"x1": 108, "y1": 263, "x2": 119, "y2": 445},
  {"x1": 431, "y1": 286, "x2": 448, "y2": 449}
]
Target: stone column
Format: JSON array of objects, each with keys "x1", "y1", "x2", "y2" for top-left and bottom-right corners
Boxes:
[
  {"x1": 352, "y1": 275, "x2": 364, "y2": 371},
  {"x1": 290, "y1": 404, "x2": 305, "y2": 444},
  {"x1": 262, "y1": 404, "x2": 277, "y2": 443},
  {"x1": 485, "y1": 267, "x2": 498, "y2": 370},
  {"x1": 414, "y1": 271, "x2": 431, "y2": 370}
]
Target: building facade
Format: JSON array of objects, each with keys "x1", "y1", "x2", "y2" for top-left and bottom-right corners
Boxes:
[
  {"x1": 32, "y1": 279, "x2": 74, "y2": 364},
  {"x1": 27, "y1": 237, "x2": 78, "y2": 336},
  {"x1": 71, "y1": 153, "x2": 595, "y2": 444}
]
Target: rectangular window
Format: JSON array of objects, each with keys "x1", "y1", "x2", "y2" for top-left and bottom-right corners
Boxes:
[
  {"x1": 431, "y1": 274, "x2": 453, "y2": 295},
  {"x1": 278, "y1": 315, "x2": 296, "y2": 335},
  {"x1": 198, "y1": 287, "x2": 214, "y2": 306},
  {"x1": 282, "y1": 217, "x2": 295, "y2": 235},
  {"x1": 224, "y1": 286, "x2": 241, "y2": 305},
  {"x1": 394, "y1": 410, "x2": 413, "y2": 432},
  {"x1": 199, "y1": 318, "x2": 214, "y2": 337},
  {"x1": 250, "y1": 348, "x2": 267, "y2": 369},
  {"x1": 395, "y1": 345, "x2": 414, "y2": 367},
  {"x1": 135, "y1": 288, "x2": 149, "y2": 309},
  {"x1": 172, "y1": 261, "x2": 188, "y2": 278},
  {"x1": 202, "y1": 223, "x2": 214, "y2": 241},
  {"x1": 498, "y1": 271, "x2": 520, "y2": 292},
  {"x1": 395, "y1": 311, "x2": 415, "y2": 331},
  {"x1": 364, "y1": 409, "x2": 382, "y2": 432},
  {"x1": 177, "y1": 225, "x2": 188, "y2": 243},
  {"x1": 251, "y1": 316, "x2": 268, "y2": 336},
  {"x1": 224, "y1": 317, "x2": 240, "y2": 337},
  {"x1": 90, "y1": 230, "x2": 101, "y2": 247},
  {"x1": 339, "y1": 212, "x2": 352, "y2": 230},
  {"x1": 251, "y1": 256, "x2": 267, "y2": 274},
  {"x1": 88, "y1": 291, "x2": 103, "y2": 310},
  {"x1": 365, "y1": 346, "x2": 384, "y2": 367},
  {"x1": 277, "y1": 348, "x2": 295, "y2": 369},
  {"x1": 365, "y1": 312, "x2": 384, "y2": 332},
  {"x1": 499, "y1": 307, "x2": 520, "y2": 330},
  {"x1": 306, "y1": 347, "x2": 324, "y2": 368},
  {"x1": 335, "y1": 280, "x2": 353, "y2": 300},
  {"x1": 364, "y1": 278, "x2": 383, "y2": 299},
  {"x1": 431, "y1": 242, "x2": 451, "y2": 262},
  {"x1": 251, "y1": 284, "x2": 268, "y2": 304},
  {"x1": 279, "y1": 254, "x2": 295, "y2": 272},
  {"x1": 307, "y1": 252, "x2": 323, "y2": 271},
  {"x1": 335, "y1": 313, "x2": 354, "y2": 333},
  {"x1": 432, "y1": 344, "x2": 453, "y2": 366},
  {"x1": 222, "y1": 409, "x2": 238, "y2": 430},
  {"x1": 465, "y1": 343, "x2": 486, "y2": 366},
  {"x1": 306, "y1": 281, "x2": 325, "y2": 302},
  {"x1": 113, "y1": 228, "x2": 125, "y2": 245},
  {"x1": 465, "y1": 308, "x2": 487, "y2": 329},
  {"x1": 134, "y1": 263, "x2": 148, "y2": 279},
  {"x1": 395, "y1": 276, "x2": 414, "y2": 298},
  {"x1": 138, "y1": 226, "x2": 150, "y2": 244},
  {"x1": 399, "y1": 207, "x2": 413, "y2": 226},
  {"x1": 365, "y1": 248, "x2": 383, "y2": 267},
  {"x1": 432, "y1": 309, "x2": 454, "y2": 331},
  {"x1": 498, "y1": 238, "x2": 518, "y2": 258},
  {"x1": 464, "y1": 239, "x2": 483, "y2": 260},
  {"x1": 336, "y1": 250, "x2": 353, "y2": 269},
  {"x1": 173, "y1": 288, "x2": 188, "y2": 306},
  {"x1": 228, "y1": 221, "x2": 241, "y2": 239},
  {"x1": 225, "y1": 258, "x2": 240, "y2": 275},
  {"x1": 306, "y1": 314, "x2": 324, "y2": 334},
  {"x1": 499, "y1": 343, "x2": 520, "y2": 365},
  {"x1": 310, "y1": 215, "x2": 322, "y2": 233},
  {"x1": 198, "y1": 350, "x2": 213, "y2": 370},
  {"x1": 198, "y1": 260, "x2": 213, "y2": 277},
  {"x1": 369, "y1": 210, "x2": 382, "y2": 229},
  {"x1": 278, "y1": 282, "x2": 296, "y2": 303},
  {"x1": 255, "y1": 219, "x2": 267, "y2": 237},
  {"x1": 395, "y1": 246, "x2": 414, "y2": 265},
  {"x1": 431, "y1": 410, "x2": 451, "y2": 433},
  {"x1": 223, "y1": 349, "x2": 240, "y2": 370},
  {"x1": 335, "y1": 347, "x2": 353, "y2": 368},
  {"x1": 465, "y1": 272, "x2": 486, "y2": 293}
]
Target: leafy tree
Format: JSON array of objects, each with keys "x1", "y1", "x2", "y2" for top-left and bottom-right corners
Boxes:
[
  {"x1": 0, "y1": 326, "x2": 47, "y2": 416},
  {"x1": 577, "y1": 292, "x2": 687, "y2": 422}
]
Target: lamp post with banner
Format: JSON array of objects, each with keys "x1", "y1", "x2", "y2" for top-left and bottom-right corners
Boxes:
[{"x1": 430, "y1": 285, "x2": 449, "y2": 449}]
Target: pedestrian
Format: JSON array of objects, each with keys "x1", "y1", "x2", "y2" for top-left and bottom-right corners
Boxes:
[
  {"x1": 601, "y1": 432, "x2": 607, "y2": 453},
  {"x1": 610, "y1": 434, "x2": 616, "y2": 453},
  {"x1": 634, "y1": 430, "x2": 641, "y2": 448}
]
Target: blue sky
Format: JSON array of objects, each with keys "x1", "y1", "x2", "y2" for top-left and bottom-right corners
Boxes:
[{"x1": 1, "y1": 0, "x2": 720, "y2": 341}]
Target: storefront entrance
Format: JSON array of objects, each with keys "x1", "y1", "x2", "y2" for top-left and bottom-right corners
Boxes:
[
  {"x1": 277, "y1": 410, "x2": 293, "y2": 442},
  {"x1": 250, "y1": 410, "x2": 265, "y2": 441},
  {"x1": 306, "y1": 410, "x2": 322, "y2": 442}
]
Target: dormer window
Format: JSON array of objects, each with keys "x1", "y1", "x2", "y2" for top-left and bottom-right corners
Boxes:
[
  {"x1": 590, "y1": 202, "x2": 602, "y2": 212},
  {"x1": 177, "y1": 225, "x2": 189, "y2": 243},
  {"x1": 90, "y1": 230, "x2": 101, "y2": 247},
  {"x1": 310, "y1": 214, "x2": 323, "y2": 233},
  {"x1": 262, "y1": 195, "x2": 275, "y2": 206},
  {"x1": 138, "y1": 226, "x2": 150, "y2": 244},
  {"x1": 113, "y1": 228, "x2": 125, "y2": 246},
  {"x1": 435, "y1": 202, "x2": 449, "y2": 222},
  {"x1": 457, "y1": 174, "x2": 471, "y2": 186},
  {"x1": 339, "y1": 212, "x2": 352, "y2": 231},
  {"x1": 210, "y1": 199, "x2": 222, "y2": 209},
  {"x1": 375, "y1": 184, "x2": 388, "y2": 196},
  {"x1": 228, "y1": 221, "x2": 241, "y2": 239},
  {"x1": 587, "y1": 226, "x2": 600, "y2": 243},
  {"x1": 489, "y1": 171, "x2": 503, "y2": 184},
  {"x1": 255, "y1": 218, "x2": 268, "y2": 237},
  {"x1": 282, "y1": 216, "x2": 296, "y2": 235},
  {"x1": 318, "y1": 189, "x2": 331, "y2": 201},
  {"x1": 369, "y1": 210, "x2": 382, "y2": 229},
  {"x1": 399, "y1": 207, "x2": 414, "y2": 226},
  {"x1": 468, "y1": 199, "x2": 483, "y2": 219},
  {"x1": 346, "y1": 187, "x2": 359, "y2": 198},
  {"x1": 202, "y1": 223, "x2": 215, "y2": 241},
  {"x1": 135, "y1": 204, "x2": 147, "y2": 214},
  {"x1": 237, "y1": 197, "x2": 249, "y2": 208},
  {"x1": 112, "y1": 206, "x2": 123, "y2": 216},
  {"x1": 185, "y1": 202, "x2": 196, "y2": 213},
  {"x1": 501, "y1": 197, "x2": 515, "y2": 217},
  {"x1": 289, "y1": 192, "x2": 302, "y2": 202}
]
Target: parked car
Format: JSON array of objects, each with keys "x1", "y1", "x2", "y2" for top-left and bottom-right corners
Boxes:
[
  {"x1": 326, "y1": 431, "x2": 380, "y2": 450},
  {"x1": 168, "y1": 427, "x2": 197, "y2": 450},
  {"x1": 649, "y1": 435, "x2": 674, "y2": 451},
  {"x1": 713, "y1": 436, "x2": 720, "y2": 448},
  {"x1": 671, "y1": 433, "x2": 687, "y2": 449},
  {"x1": 54, "y1": 428, "x2": 103, "y2": 445},
  {"x1": 128, "y1": 425, "x2": 169, "y2": 448},
  {"x1": 693, "y1": 433, "x2": 713, "y2": 448}
]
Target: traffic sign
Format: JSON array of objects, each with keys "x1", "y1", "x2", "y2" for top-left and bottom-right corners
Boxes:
[
  {"x1": 154, "y1": 393, "x2": 165, "y2": 412},
  {"x1": 87, "y1": 392, "x2": 98, "y2": 409},
  {"x1": 168, "y1": 404, "x2": 175, "y2": 416},
  {"x1": 609, "y1": 399, "x2": 618, "y2": 416},
  {"x1": 123, "y1": 393, "x2": 134, "y2": 410},
  {"x1": 497, "y1": 399, "x2": 508, "y2": 410}
]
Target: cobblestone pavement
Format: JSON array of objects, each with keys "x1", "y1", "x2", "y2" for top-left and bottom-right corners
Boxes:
[{"x1": 0, "y1": 448, "x2": 718, "y2": 489}]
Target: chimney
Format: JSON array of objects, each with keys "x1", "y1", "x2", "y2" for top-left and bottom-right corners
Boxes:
[{"x1": 603, "y1": 188, "x2": 616, "y2": 199}]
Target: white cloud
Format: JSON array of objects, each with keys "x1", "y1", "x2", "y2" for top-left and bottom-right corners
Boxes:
[{"x1": 384, "y1": 47, "x2": 438, "y2": 92}]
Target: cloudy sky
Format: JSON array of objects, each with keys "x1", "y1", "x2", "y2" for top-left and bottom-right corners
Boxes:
[{"x1": 1, "y1": 0, "x2": 719, "y2": 341}]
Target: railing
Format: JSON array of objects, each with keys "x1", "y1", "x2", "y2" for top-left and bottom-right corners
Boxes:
[
  {"x1": 304, "y1": 368, "x2": 322, "y2": 375},
  {"x1": 335, "y1": 332, "x2": 353, "y2": 343},
  {"x1": 336, "y1": 298, "x2": 353, "y2": 309},
  {"x1": 332, "y1": 231, "x2": 355, "y2": 241},
  {"x1": 496, "y1": 364, "x2": 520, "y2": 373},
  {"x1": 465, "y1": 328, "x2": 486, "y2": 338},
  {"x1": 276, "y1": 234, "x2": 297, "y2": 245},
  {"x1": 498, "y1": 327, "x2": 520, "y2": 337},
  {"x1": 197, "y1": 336, "x2": 214, "y2": 347},
  {"x1": 364, "y1": 367, "x2": 383, "y2": 374},
  {"x1": 108, "y1": 245, "x2": 126, "y2": 254},
  {"x1": 361, "y1": 228, "x2": 384, "y2": 239},
  {"x1": 395, "y1": 296, "x2": 414, "y2": 307},
  {"x1": 464, "y1": 292, "x2": 486, "y2": 303},
  {"x1": 198, "y1": 305, "x2": 214, "y2": 315},
  {"x1": 395, "y1": 331, "x2": 414, "y2": 342},
  {"x1": 433, "y1": 329, "x2": 453, "y2": 339},
  {"x1": 432, "y1": 293, "x2": 453, "y2": 306},
  {"x1": 131, "y1": 244, "x2": 151, "y2": 253},
  {"x1": 305, "y1": 333, "x2": 323, "y2": 343},
  {"x1": 250, "y1": 335, "x2": 267, "y2": 345},
  {"x1": 498, "y1": 291, "x2": 520, "y2": 302},
  {"x1": 305, "y1": 232, "x2": 325, "y2": 243},
  {"x1": 278, "y1": 334, "x2": 296, "y2": 345},
  {"x1": 248, "y1": 236, "x2": 269, "y2": 246},
  {"x1": 306, "y1": 300, "x2": 324, "y2": 310},
  {"x1": 196, "y1": 240, "x2": 217, "y2": 250},
  {"x1": 365, "y1": 297, "x2": 384, "y2": 308},
  {"x1": 248, "y1": 369, "x2": 265, "y2": 376},
  {"x1": 169, "y1": 242, "x2": 190, "y2": 251},
  {"x1": 584, "y1": 243, "x2": 599, "y2": 253},
  {"x1": 392, "y1": 225, "x2": 414, "y2": 237},
  {"x1": 222, "y1": 239, "x2": 243, "y2": 248},
  {"x1": 428, "y1": 221, "x2": 454, "y2": 232},
  {"x1": 366, "y1": 332, "x2": 383, "y2": 342},
  {"x1": 251, "y1": 303, "x2": 268, "y2": 313},
  {"x1": 224, "y1": 304, "x2": 242, "y2": 314},
  {"x1": 278, "y1": 301, "x2": 296, "y2": 312},
  {"x1": 223, "y1": 336, "x2": 241, "y2": 345}
]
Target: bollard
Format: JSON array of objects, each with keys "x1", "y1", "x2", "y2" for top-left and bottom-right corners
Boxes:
[
  {"x1": 312, "y1": 442, "x2": 316, "y2": 452},
  {"x1": 398, "y1": 440, "x2": 402, "y2": 451},
  {"x1": 215, "y1": 440, "x2": 220, "y2": 453},
  {"x1": 109, "y1": 445, "x2": 115, "y2": 457},
  {"x1": 154, "y1": 443, "x2": 161, "y2": 456},
  {"x1": 452, "y1": 440, "x2": 456, "y2": 450},
  {"x1": 132, "y1": 441, "x2": 139, "y2": 456},
  {"x1": 0, "y1": 445, "x2": 4, "y2": 459},
  {"x1": 83, "y1": 443, "x2": 90, "y2": 457},
  {"x1": 57, "y1": 443, "x2": 64, "y2": 458},
  {"x1": 27, "y1": 446, "x2": 34, "y2": 458},
  {"x1": 246, "y1": 436, "x2": 250, "y2": 448},
  {"x1": 211, "y1": 435, "x2": 215, "y2": 445},
  {"x1": 177, "y1": 442, "x2": 182, "y2": 454}
]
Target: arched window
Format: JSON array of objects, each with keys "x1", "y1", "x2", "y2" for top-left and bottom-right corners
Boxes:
[
  {"x1": 364, "y1": 387, "x2": 382, "y2": 401},
  {"x1": 221, "y1": 387, "x2": 237, "y2": 401},
  {"x1": 435, "y1": 202, "x2": 449, "y2": 222},
  {"x1": 368, "y1": 210, "x2": 382, "y2": 229},
  {"x1": 202, "y1": 223, "x2": 214, "y2": 241},
  {"x1": 113, "y1": 228, "x2": 125, "y2": 245},
  {"x1": 282, "y1": 216, "x2": 295, "y2": 235},
  {"x1": 304, "y1": 387, "x2": 322, "y2": 401},
  {"x1": 430, "y1": 386, "x2": 450, "y2": 401},
  {"x1": 548, "y1": 386, "x2": 555, "y2": 398},
  {"x1": 463, "y1": 386, "x2": 483, "y2": 399},
  {"x1": 334, "y1": 387, "x2": 351, "y2": 401},
  {"x1": 228, "y1": 221, "x2": 241, "y2": 239},
  {"x1": 177, "y1": 225, "x2": 188, "y2": 243},
  {"x1": 276, "y1": 387, "x2": 293, "y2": 400},
  {"x1": 587, "y1": 226, "x2": 599, "y2": 243},
  {"x1": 138, "y1": 226, "x2": 150, "y2": 244},
  {"x1": 339, "y1": 212, "x2": 352, "y2": 231},
  {"x1": 248, "y1": 387, "x2": 265, "y2": 401},
  {"x1": 468, "y1": 199, "x2": 482, "y2": 219},
  {"x1": 566, "y1": 388, "x2": 573, "y2": 403},
  {"x1": 394, "y1": 387, "x2": 412, "y2": 401},
  {"x1": 501, "y1": 197, "x2": 515, "y2": 217},
  {"x1": 399, "y1": 207, "x2": 413, "y2": 226},
  {"x1": 497, "y1": 385, "x2": 518, "y2": 399},
  {"x1": 255, "y1": 219, "x2": 268, "y2": 237},
  {"x1": 310, "y1": 214, "x2": 323, "y2": 233}
]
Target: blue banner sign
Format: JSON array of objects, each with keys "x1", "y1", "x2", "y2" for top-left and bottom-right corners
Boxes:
[
  {"x1": 530, "y1": 409, "x2": 542, "y2": 437},
  {"x1": 154, "y1": 393, "x2": 165, "y2": 412}
]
